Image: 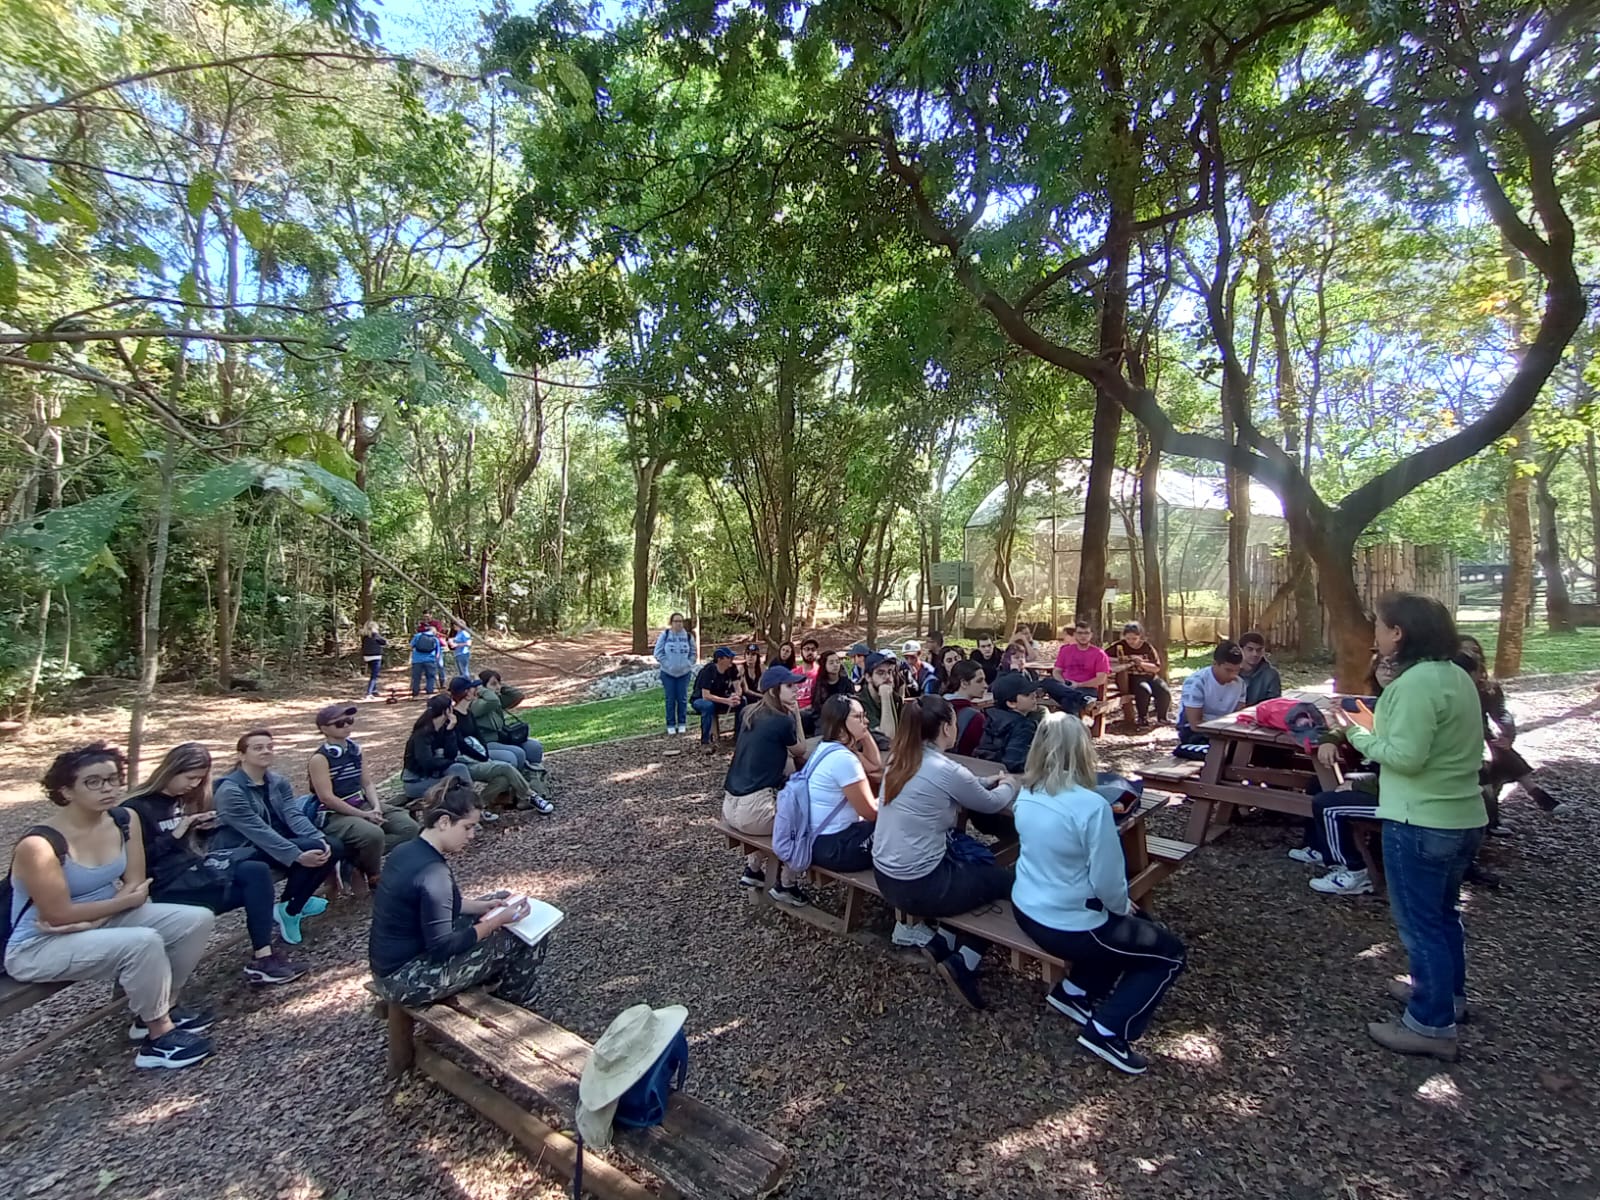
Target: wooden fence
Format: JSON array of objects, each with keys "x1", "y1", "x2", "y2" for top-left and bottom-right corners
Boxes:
[{"x1": 1248, "y1": 543, "x2": 1458, "y2": 650}]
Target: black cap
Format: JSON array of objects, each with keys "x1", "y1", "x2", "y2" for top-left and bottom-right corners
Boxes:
[{"x1": 993, "y1": 672, "x2": 1045, "y2": 706}]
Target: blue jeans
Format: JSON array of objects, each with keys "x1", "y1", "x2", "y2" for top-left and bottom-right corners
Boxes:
[
  {"x1": 661, "y1": 672, "x2": 690, "y2": 730},
  {"x1": 365, "y1": 659, "x2": 382, "y2": 696},
  {"x1": 486, "y1": 740, "x2": 545, "y2": 769},
  {"x1": 454, "y1": 650, "x2": 471, "y2": 678},
  {"x1": 410, "y1": 660, "x2": 438, "y2": 695},
  {"x1": 1383, "y1": 821, "x2": 1485, "y2": 1036},
  {"x1": 691, "y1": 697, "x2": 723, "y2": 743}
]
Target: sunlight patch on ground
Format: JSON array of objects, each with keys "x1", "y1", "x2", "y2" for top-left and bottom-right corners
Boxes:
[
  {"x1": 1157, "y1": 1030, "x2": 1223, "y2": 1065},
  {"x1": 605, "y1": 763, "x2": 664, "y2": 785},
  {"x1": 1416, "y1": 1073, "x2": 1463, "y2": 1107},
  {"x1": 1356, "y1": 942, "x2": 1393, "y2": 960},
  {"x1": 114, "y1": 1095, "x2": 204, "y2": 1127},
  {"x1": 984, "y1": 1100, "x2": 1107, "y2": 1156}
]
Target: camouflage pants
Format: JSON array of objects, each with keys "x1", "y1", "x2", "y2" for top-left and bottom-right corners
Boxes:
[{"x1": 372, "y1": 921, "x2": 545, "y2": 1008}]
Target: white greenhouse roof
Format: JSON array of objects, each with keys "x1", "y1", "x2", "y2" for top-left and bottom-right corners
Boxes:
[{"x1": 964, "y1": 460, "x2": 1285, "y2": 530}]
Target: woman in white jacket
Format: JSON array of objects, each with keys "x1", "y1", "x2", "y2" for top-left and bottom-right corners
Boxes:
[{"x1": 1012, "y1": 713, "x2": 1186, "y2": 1075}]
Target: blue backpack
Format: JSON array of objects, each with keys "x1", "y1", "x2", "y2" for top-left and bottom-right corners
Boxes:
[
  {"x1": 770, "y1": 742, "x2": 847, "y2": 873},
  {"x1": 613, "y1": 1029, "x2": 689, "y2": 1129}
]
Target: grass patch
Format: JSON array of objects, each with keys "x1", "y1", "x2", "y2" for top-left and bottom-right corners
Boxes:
[{"x1": 529, "y1": 687, "x2": 666, "y2": 753}]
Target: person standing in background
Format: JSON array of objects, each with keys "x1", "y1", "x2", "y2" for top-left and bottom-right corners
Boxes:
[
  {"x1": 653, "y1": 612, "x2": 697, "y2": 735},
  {"x1": 449, "y1": 621, "x2": 473, "y2": 679},
  {"x1": 409, "y1": 622, "x2": 443, "y2": 699},
  {"x1": 360, "y1": 622, "x2": 387, "y2": 699}
]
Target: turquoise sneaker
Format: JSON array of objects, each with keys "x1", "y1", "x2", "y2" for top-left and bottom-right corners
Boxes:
[
  {"x1": 298, "y1": 897, "x2": 329, "y2": 918},
  {"x1": 273, "y1": 901, "x2": 304, "y2": 945}
]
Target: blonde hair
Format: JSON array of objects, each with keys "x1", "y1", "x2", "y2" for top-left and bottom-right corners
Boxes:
[
  {"x1": 362, "y1": 620, "x2": 379, "y2": 635},
  {"x1": 1020, "y1": 712, "x2": 1098, "y2": 794}
]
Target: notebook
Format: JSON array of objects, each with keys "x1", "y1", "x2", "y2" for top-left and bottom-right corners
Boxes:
[{"x1": 487, "y1": 895, "x2": 565, "y2": 947}]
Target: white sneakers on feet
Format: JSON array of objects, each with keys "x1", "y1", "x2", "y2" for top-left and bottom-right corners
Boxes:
[
  {"x1": 891, "y1": 920, "x2": 935, "y2": 948},
  {"x1": 1310, "y1": 868, "x2": 1373, "y2": 896},
  {"x1": 1287, "y1": 847, "x2": 1325, "y2": 865}
]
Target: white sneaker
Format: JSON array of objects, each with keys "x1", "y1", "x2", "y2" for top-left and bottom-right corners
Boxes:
[
  {"x1": 891, "y1": 920, "x2": 935, "y2": 948},
  {"x1": 1310, "y1": 868, "x2": 1372, "y2": 896},
  {"x1": 1287, "y1": 847, "x2": 1325, "y2": 865}
]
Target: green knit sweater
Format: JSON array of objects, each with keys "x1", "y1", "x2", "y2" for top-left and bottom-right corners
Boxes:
[{"x1": 1346, "y1": 660, "x2": 1487, "y2": 829}]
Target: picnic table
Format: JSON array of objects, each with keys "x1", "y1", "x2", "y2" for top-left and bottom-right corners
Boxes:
[{"x1": 1140, "y1": 688, "x2": 1347, "y2": 844}]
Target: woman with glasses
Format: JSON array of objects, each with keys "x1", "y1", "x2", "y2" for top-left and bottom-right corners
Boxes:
[
  {"x1": 307, "y1": 703, "x2": 420, "y2": 892},
  {"x1": 4, "y1": 743, "x2": 218, "y2": 1070},
  {"x1": 805, "y1": 695, "x2": 883, "y2": 873}
]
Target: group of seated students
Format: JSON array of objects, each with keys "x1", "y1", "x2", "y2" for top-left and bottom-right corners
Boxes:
[
  {"x1": 714, "y1": 653, "x2": 1187, "y2": 1075},
  {"x1": 3, "y1": 679, "x2": 552, "y2": 1072}
]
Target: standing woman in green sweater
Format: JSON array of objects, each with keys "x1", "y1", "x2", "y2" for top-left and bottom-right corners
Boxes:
[{"x1": 1336, "y1": 592, "x2": 1486, "y2": 1062}]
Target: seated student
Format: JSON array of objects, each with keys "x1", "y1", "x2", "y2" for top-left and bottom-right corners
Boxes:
[
  {"x1": 737, "y1": 642, "x2": 765, "y2": 724},
  {"x1": 408, "y1": 622, "x2": 444, "y2": 698},
  {"x1": 847, "y1": 642, "x2": 872, "y2": 686},
  {"x1": 402, "y1": 695, "x2": 477, "y2": 802},
  {"x1": 1456, "y1": 635, "x2": 1561, "y2": 821},
  {"x1": 970, "y1": 634, "x2": 1004, "y2": 685},
  {"x1": 805, "y1": 695, "x2": 881, "y2": 874},
  {"x1": 368, "y1": 781, "x2": 546, "y2": 1009},
  {"x1": 722, "y1": 666, "x2": 811, "y2": 905},
  {"x1": 471, "y1": 670, "x2": 546, "y2": 770},
  {"x1": 1288, "y1": 742, "x2": 1382, "y2": 897},
  {"x1": 871, "y1": 696, "x2": 1019, "y2": 1011},
  {"x1": 943, "y1": 660, "x2": 989, "y2": 756},
  {"x1": 859, "y1": 652, "x2": 901, "y2": 744},
  {"x1": 807, "y1": 650, "x2": 857, "y2": 735},
  {"x1": 935, "y1": 646, "x2": 966, "y2": 694},
  {"x1": 212, "y1": 729, "x2": 340, "y2": 946},
  {"x1": 900, "y1": 641, "x2": 939, "y2": 699},
  {"x1": 1175, "y1": 641, "x2": 1247, "y2": 748},
  {"x1": 1106, "y1": 621, "x2": 1170, "y2": 728},
  {"x1": 774, "y1": 640, "x2": 797, "y2": 671},
  {"x1": 975, "y1": 672, "x2": 1046, "y2": 774},
  {"x1": 5, "y1": 743, "x2": 218, "y2": 1070},
  {"x1": 308, "y1": 703, "x2": 421, "y2": 890},
  {"x1": 443, "y1": 687, "x2": 540, "y2": 815},
  {"x1": 1000, "y1": 635, "x2": 1033, "y2": 675},
  {"x1": 691, "y1": 647, "x2": 744, "y2": 747},
  {"x1": 794, "y1": 638, "x2": 822, "y2": 710},
  {"x1": 1239, "y1": 631, "x2": 1283, "y2": 706},
  {"x1": 1012, "y1": 714, "x2": 1186, "y2": 1074},
  {"x1": 1053, "y1": 619, "x2": 1111, "y2": 709},
  {"x1": 123, "y1": 742, "x2": 305, "y2": 986}
]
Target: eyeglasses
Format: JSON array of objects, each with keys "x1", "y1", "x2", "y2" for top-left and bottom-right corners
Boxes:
[{"x1": 78, "y1": 774, "x2": 121, "y2": 792}]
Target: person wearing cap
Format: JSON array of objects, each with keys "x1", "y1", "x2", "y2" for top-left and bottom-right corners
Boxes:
[
  {"x1": 970, "y1": 634, "x2": 1004, "y2": 685},
  {"x1": 847, "y1": 642, "x2": 872, "y2": 685},
  {"x1": 976, "y1": 673, "x2": 1047, "y2": 773},
  {"x1": 900, "y1": 641, "x2": 938, "y2": 700},
  {"x1": 872, "y1": 695, "x2": 1019, "y2": 1010},
  {"x1": 722, "y1": 665, "x2": 811, "y2": 904},
  {"x1": 309, "y1": 703, "x2": 420, "y2": 890},
  {"x1": 691, "y1": 647, "x2": 743, "y2": 748},
  {"x1": 450, "y1": 679, "x2": 553, "y2": 814},
  {"x1": 1053, "y1": 619, "x2": 1111, "y2": 711},
  {"x1": 653, "y1": 612, "x2": 697, "y2": 735},
  {"x1": 470, "y1": 670, "x2": 546, "y2": 772},
  {"x1": 1107, "y1": 621, "x2": 1170, "y2": 728},
  {"x1": 794, "y1": 637, "x2": 821, "y2": 709},
  {"x1": 859, "y1": 652, "x2": 900, "y2": 742},
  {"x1": 369, "y1": 782, "x2": 546, "y2": 1010},
  {"x1": 944, "y1": 660, "x2": 989, "y2": 756},
  {"x1": 1176, "y1": 641, "x2": 1248, "y2": 745}
]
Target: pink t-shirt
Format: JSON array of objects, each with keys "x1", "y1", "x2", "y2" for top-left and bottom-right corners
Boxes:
[
  {"x1": 794, "y1": 663, "x2": 820, "y2": 706},
  {"x1": 1055, "y1": 643, "x2": 1111, "y2": 684}
]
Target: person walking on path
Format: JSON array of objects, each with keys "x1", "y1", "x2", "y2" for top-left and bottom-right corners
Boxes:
[
  {"x1": 360, "y1": 622, "x2": 388, "y2": 699},
  {"x1": 449, "y1": 622, "x2": 473, "y2": 679},
  {"x1": 654, "y1": 612, "x2": 697, "y2": 735}
]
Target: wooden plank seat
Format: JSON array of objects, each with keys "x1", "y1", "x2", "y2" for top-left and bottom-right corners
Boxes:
[
  {"x1": 0, "y1": 977, "x2": 68, "y2": 1021},
  {"x1": 1138, "y1": 763, "x2": 1204, "y2": 789},
  {"x1": 379, "y1": 988, "x2": 790, "y2": 1200}
]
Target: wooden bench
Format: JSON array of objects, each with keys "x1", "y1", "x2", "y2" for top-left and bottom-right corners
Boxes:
[{"x1": 378, "y1": 988, "x2": 789, "y2": 1200}]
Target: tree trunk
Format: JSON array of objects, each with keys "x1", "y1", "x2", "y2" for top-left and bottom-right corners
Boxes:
[
  {"x1": 1222, "y1": 393, "x2": 1252, "y2": 634},
  {"x1": 1585, "y1": 429, "x2": 1600, "y2": 590},
  {"x1": 22, "y1": 588, "x2": 50, "y2": 722},
  {"x1": 127, "y1": 434, "x2": 177, "y2": 786},
  {"x1": 1535, "y1": 465, "x2": 1574, "y2": 634},
  {"x1": 630, "y1": 460, "x2": 662, "y2": 654},
  {"x1": 216, "y1": 514, "x2": 234, "y2": 688},
  {"x1": 1306, "y1": 526, "x2": 1371, "y2": 692},
  {"x1": 1137, "y1": 428, "x2": 1167, "y2": 658},
  {"x1": 353, "y1": 396, "x2": 377, "y2": 628}
]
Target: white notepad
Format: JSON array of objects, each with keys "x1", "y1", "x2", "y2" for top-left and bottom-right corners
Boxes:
[{"x1": 488, "y1": 895, "x2": 565, "y2": 946}]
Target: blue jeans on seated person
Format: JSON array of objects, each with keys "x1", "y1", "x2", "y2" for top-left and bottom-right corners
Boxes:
[
  {"x1": 410, "y1": 660, "x2": 438, "y2": 696},
  {"x1": 1039, "y1": 679, "x2": 1092, "y2": 715},
  {"x1": 691, "y1": 697, "x2": 722, "y2": 743},
  {"x1": 1383, "y1": 820, "x2": 1485, "y2": 1037},
  {"x1": 661, "y1": 672, "x2": 690, "y2": 730},
  {"x1": 403, "y1": 762, "x2": 473, "y2": 801}
]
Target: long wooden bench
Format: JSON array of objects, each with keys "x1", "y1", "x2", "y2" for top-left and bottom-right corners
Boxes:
[
  {"x1": 715, "y1": 814, "x2": 1197, "y2": 987},
  {"x1": 378, "y1": 988, "x2": 789, "y2": 1200}
]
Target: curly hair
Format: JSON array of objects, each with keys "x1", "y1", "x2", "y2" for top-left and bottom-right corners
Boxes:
[{"x1": 42, "y1": 742, "x2": 127, "y2": 806}]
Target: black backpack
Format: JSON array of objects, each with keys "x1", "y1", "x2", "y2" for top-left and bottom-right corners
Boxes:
[
  {"x1": 413, "y1": 631, "x2": 439, "y2": 655},
  {"x1": 1, "y1": 808, "x2": 130, "y2": 953}
]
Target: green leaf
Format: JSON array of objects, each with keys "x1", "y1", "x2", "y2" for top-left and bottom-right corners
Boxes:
[
  {"x1": 50, "y1": 182, "x2": 99, "y2": 233},
  {"x1": 275, "y1": 430, "x2": 358, "y2": 481},
  {"x1": 553, "y1": 57, "x2": 593, "y2": 106},
  {"x1": 344, "y1": 313, "x2": 406, "y2": 361},
  {"x1": 55, "y1": 391, "x2": 139, "y2": 458},
  {"x1": 176, "y1": 459, "x2": 262, "y2": 513},
  {"x1": 3, "y1": 490, "x2": 133, "y2": 583},
  {"x1": 125, "y1": 238, "x2": 165, "y2": 277},
  {"x1": 351, "y1": 127, "x2": 377, "y2": 157},
  {"x1": 177, "y1": 273, "x2": 201, "y2": 306},
  {"x1": 0, "y1": 233, "x2": 16, "y2": 307},
  {"x1": 86, "y1": 543, "x2": 126, "y2": 580},
  {"x1": 289, "y1": 459, "x2": 371, "y2": 519},
  {"x1": 449, "y1": 331, "x2": 507, "y2": 397},
  {"x1": 232, "y1": 207, "x2": 269, "y2": 250},
  {"x1": 408, "y1": 351, "x2": 430, "y2": 384},
  {"x1": 26, "y1": 341, "x2": 53, "y2": 362},
  {"x1": 187, "y1": 173, "x2": 215, "y2": 219}
]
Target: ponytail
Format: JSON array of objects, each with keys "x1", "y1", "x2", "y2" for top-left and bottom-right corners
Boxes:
[
  {"x1": 421, "y1": 779, "x2": 479, "y2": 829},
  {"x1": 882, "y1": 695, "x2": 954, "y2": 804}
]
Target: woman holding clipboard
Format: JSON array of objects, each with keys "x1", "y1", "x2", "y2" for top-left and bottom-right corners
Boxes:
[{"x1": 367, "y1": 780, "x2": 554, "y2": 1008}]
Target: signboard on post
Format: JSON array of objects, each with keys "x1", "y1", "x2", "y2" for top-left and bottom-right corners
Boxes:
[{"x1": 931, "y1": 560, "x2": 976, "y2": 606}]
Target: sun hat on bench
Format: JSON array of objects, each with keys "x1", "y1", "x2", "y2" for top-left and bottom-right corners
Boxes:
[{"x1": 576, "y1": 1003, "x2": 689, "y2": 1149}]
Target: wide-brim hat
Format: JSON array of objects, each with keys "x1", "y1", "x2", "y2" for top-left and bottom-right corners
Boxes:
[{"x1": 579, "y1": 1003, "x2": 688, "y2": 1111}]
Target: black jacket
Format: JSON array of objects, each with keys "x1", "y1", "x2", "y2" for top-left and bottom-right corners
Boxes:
[
  {"x1": 361, "y1": 633, "x2": 388, "y2": 658},
  {"x1": 974, "y1": 705, "x2": 1038, "y2": 774},
  {"x1": 121, "y1": 792, "x2": 202, "y2": 890},
  {"x1": 810, "y1": 672, "x2": 857, "y2": 713},
  {"x1": 405, "y1": 724, "x2": 462, "y2": 780}
]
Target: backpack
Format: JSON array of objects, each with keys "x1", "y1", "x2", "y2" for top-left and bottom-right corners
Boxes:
[
  {"x1": 2, "y1": 808, "x2": 130, "y2": 954},
  {"x1": 413, "y1": 631, "x2": 438, "y2": 655},
  {"x1": 770, "y1": 742, "x2": 848, "y2": 873},
  {"x1": 612, "y1": 1029, "x2": 689, "y2": 1129},
  {"x1": 1248, "y1": 698, "x2": 1328, "y2": 751}
]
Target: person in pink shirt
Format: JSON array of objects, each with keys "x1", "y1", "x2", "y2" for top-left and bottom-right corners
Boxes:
[
  {"x1": 1053, "y1": 619, "x2": 1111, "y2": 708},
  {"x1": 794, "y1": 637, "x2": 821, "y2": 709}
]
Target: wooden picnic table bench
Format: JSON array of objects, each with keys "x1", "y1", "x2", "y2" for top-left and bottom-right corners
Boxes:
[
  {"x1": 376, "y1": 987, "x2": 790, "y2": 1200},
  {"x1": 714, "y1": 762, "x2": 1197, "y2": 985},
  {"x1": 1138, "y1": 689, "x2": 1346, "y2": 844}
]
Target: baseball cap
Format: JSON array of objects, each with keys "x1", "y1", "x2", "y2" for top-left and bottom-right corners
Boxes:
[
  {"x1": 713, "y1": 646, "x2": 736, "y2": 659},
  {"x1": 447, "y1": 675, "x2": 480, "y2": 697},
  {"x1": 759, "y1": 665, "x2": 807, "y2": 690},
  {"x1": 315, "y1": 703, "x2": 358, "y2": 727},
  {"x1": 993, "y1": 672, "x2": 1045, "y2": 706},
  {"x1": 849, "y1": 642, "x2": 871, "y2": 657},
  {"x1": 864, "y1": 651, "x2": 893, "y2": 673},
  {"x1": 902, "y1": 639, "x2": 921, "y2": 654}
]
